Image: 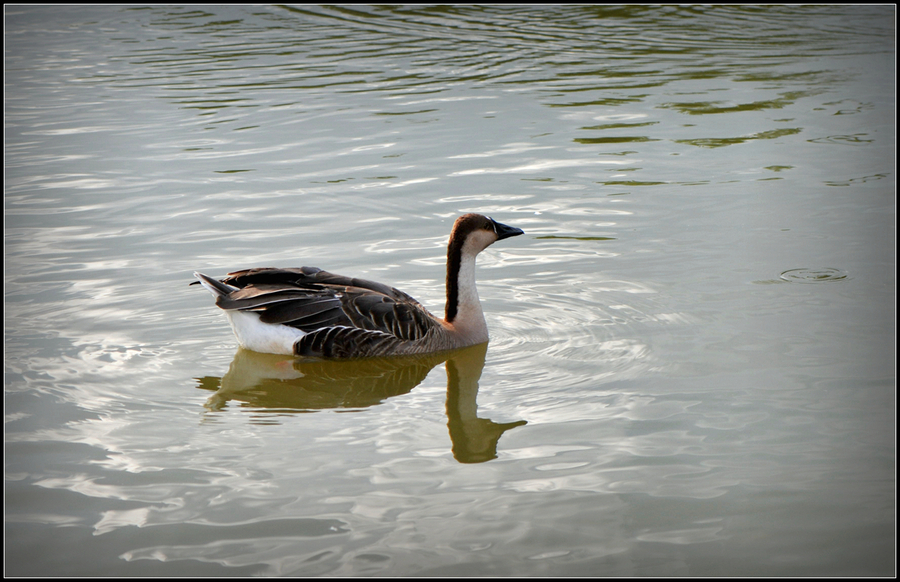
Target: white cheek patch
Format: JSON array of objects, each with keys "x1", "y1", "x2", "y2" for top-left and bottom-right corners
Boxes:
[{"x1": 462, "y1": 229, "x2": 498, "y2": 255}]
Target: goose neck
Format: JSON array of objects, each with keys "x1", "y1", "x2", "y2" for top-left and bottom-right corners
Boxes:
[{"x1": 444, "y1": 246, "x2": 488, "y2": 343}]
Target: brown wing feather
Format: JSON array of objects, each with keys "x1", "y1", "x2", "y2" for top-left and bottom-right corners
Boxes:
[
  {"x1": 206, "y1": 267, "x2": 443, "y2": 341},
  {"x1": 294, "y1": 327, "x2": 405, "y2": 359}
]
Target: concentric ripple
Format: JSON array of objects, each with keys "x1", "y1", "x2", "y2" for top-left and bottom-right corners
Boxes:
[{"x1": 779, "y1": 267, "x2": 850, "y2": 284}]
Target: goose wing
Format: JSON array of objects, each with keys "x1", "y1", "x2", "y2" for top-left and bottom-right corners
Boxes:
[{"x1": 204, "y1": 267, "x2": 444, "y2": 345}]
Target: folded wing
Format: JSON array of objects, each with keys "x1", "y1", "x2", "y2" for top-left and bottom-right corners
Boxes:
[{"x1": 206, "y1": 267, "x2": 444, "y2": 357}]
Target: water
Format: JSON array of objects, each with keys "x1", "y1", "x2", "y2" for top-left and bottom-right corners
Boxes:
[{"x1": 5, "y1": 5, "x2": 895, "y2": 576}]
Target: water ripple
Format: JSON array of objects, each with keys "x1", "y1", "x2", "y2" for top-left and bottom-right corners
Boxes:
[{"x1": 779, "y1": 267, "x2": 850, "y2": 284}]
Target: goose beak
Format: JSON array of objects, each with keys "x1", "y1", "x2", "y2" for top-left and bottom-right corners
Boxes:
[{"x1": 490, "y1": 218, "x2": 524, "y2": 241}]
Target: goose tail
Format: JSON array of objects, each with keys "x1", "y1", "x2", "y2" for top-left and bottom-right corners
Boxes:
[{"x1": 193, "y1": 271, "x2": 238, "y2": 298}]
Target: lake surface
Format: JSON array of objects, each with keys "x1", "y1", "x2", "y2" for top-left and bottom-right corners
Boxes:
[{"x1": 5, "y1": 5, "x2": 895, "y2": 577}]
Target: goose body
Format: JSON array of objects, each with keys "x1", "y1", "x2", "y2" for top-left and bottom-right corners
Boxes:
[{"x1": 194, "y1": 213, "x2": 523, "y2": 358}]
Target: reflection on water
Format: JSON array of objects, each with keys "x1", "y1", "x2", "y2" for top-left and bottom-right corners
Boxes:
[
  {"x1": 198, "y1": 350, "x2": 440, "y2": 413},
  {"x1": 197, "y1": 343, "x2": 525, "y2": 463},
  {"x1": 444, "y1": 345, "x2": 527, "y2": 463}
]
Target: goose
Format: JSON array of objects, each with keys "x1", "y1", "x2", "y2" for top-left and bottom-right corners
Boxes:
[{"x1": 193, "y1": 213, "x2": 523, "y2": 358}]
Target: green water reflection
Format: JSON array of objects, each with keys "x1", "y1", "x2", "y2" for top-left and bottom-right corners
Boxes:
[{"x1": 197, "y1": 343, "x2": 526, "y2": 463}]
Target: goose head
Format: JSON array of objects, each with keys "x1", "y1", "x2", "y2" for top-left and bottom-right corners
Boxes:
[{"x1": 448, "y1": 213, "x2": 524, "y2": 256}]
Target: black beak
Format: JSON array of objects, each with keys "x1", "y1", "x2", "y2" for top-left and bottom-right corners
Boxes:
[{"x1": 490, "y1": 217, "x2": 524, "y2": 240}]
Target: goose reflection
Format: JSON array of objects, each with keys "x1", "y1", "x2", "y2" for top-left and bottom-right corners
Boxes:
[{"x1": 196, "y1": 343, "x2": 525, "y2": 463}]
